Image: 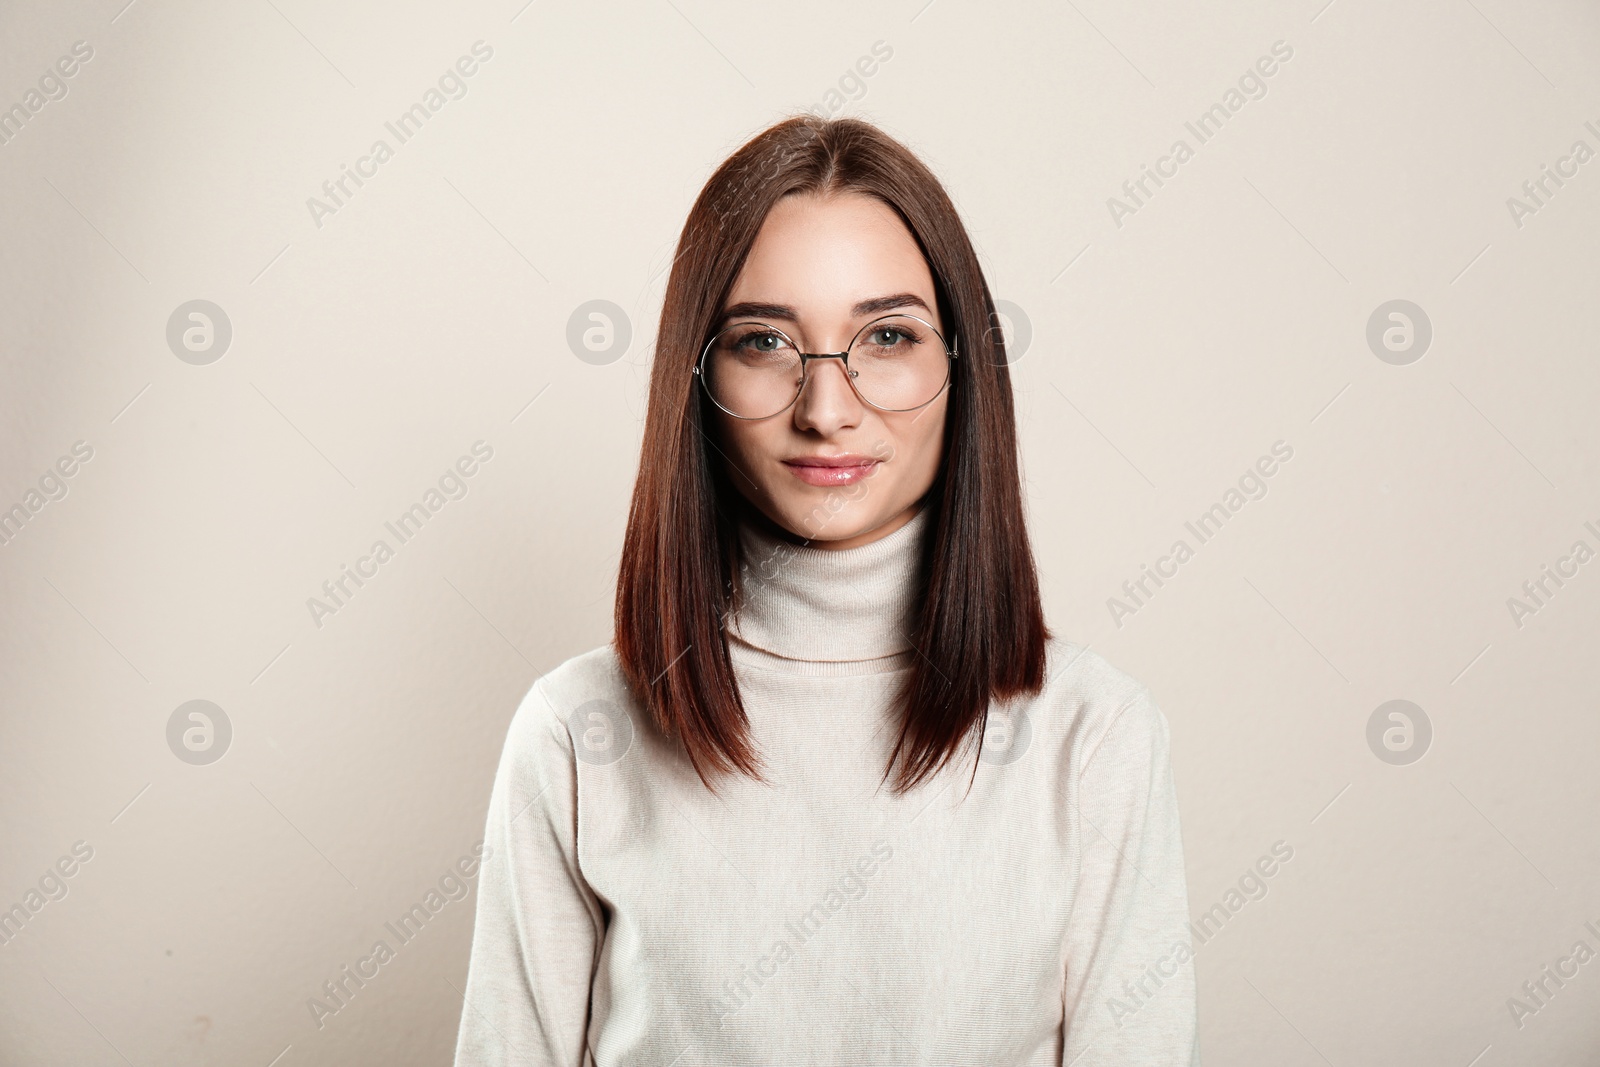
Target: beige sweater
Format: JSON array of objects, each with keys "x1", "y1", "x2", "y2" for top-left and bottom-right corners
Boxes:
[{"x1": 454, "y1": 505, "x2": 1200, "y2": 1065}]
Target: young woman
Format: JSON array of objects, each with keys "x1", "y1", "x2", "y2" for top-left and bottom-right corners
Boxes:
[{"x1": 455, "y1": 116, "x2": 1199, "y2": 1066}]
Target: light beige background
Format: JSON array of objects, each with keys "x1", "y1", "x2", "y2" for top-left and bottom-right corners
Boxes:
[{"x1": 2, "y1": 0, "x2": 1598, "y2": 1063}]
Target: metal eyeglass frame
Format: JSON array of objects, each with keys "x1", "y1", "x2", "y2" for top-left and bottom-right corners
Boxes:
[{"x1": 692, "y1": 312, "x2": 959, "y2": 421}]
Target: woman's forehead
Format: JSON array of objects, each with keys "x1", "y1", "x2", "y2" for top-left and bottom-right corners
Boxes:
[{"x1": 725, "y1": 192, "x2": 938, "y2": 328}]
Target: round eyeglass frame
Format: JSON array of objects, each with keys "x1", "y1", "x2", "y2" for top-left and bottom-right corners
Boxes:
[{"x1": 692, "y1": 312, "x2": 959, "y2": 421}]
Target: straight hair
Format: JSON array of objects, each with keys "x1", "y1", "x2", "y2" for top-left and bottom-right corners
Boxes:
[{"x1": 614, "y1": 114, "x2": 1049, "y2": 795}]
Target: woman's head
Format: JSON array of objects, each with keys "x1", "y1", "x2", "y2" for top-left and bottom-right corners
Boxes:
[
  {"x1": 704, "y1": 188, "x2": 950, "y2": 550},
  {"x1": 616, "y1": 115, "x2": 1048, "y2": 793}
]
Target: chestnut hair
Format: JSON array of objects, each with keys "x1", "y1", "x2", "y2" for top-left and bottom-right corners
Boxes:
[{"x1": 614, "y1": 115, "x2": 1049, "y2": 795}]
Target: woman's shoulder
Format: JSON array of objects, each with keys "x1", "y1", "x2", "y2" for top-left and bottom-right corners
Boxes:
[
  {"x1": 527, "y1": 641, "x2": 632, "y2": 709},
  {"x1": 501, "y1": 642, "x2": 635, "y2": 757},
  {"x1": 1036, "y1": 635, "x2": 1169, "y2": 771}
]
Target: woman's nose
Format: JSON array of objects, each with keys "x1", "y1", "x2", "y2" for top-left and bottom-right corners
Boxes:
[{"x1": 791, "y1": 356, "x2": 863, "y2": 433}]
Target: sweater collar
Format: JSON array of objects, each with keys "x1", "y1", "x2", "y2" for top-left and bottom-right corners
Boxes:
[{"x1": 727, "y1": 503, "x2": 930, "y2": 664}]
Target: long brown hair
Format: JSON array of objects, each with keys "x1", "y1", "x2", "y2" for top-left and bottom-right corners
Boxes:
[{"x1": 614, "y1": 114, "x2": 1049, "y2": 795}]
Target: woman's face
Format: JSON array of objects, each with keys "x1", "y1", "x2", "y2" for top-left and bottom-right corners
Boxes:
[{"x1": 707, "y1": 191, "x2": 950, "y2": 550}]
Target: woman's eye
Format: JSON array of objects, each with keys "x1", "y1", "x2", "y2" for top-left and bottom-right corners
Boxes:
[{"x1": 871, "y1": 328, "x2": 908, "y2": 346}]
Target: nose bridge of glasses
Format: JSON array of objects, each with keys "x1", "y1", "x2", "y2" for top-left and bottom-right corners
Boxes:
[
  {"x1": 796, "y1": 349, "x2": 857, "y2": 396},
  {"x1": 800, "y1": 349, "x2": 851, "y2": 365}
]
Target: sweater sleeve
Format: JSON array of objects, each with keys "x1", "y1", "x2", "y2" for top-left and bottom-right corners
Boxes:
[
  {"x1": 454, "y1": 681, "x2": 604, "y2": 1067},
  {"x1": 1060, "y1": 688, "x2": 1200, "y2": 1066}
]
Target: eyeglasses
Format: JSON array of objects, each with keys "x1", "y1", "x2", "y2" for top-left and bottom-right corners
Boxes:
[{"x1": 693, "y1": 313, "x2": 957, "y2": 420}]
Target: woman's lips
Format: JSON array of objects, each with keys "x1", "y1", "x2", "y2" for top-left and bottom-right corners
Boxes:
[{"x1": 782, "y1": 457, "x2": 882, "y2": 486}]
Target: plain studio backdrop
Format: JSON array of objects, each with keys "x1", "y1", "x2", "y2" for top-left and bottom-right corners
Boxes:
[{"x1": 2, "y1": 0, "x2": 1598, "y2": 1063}]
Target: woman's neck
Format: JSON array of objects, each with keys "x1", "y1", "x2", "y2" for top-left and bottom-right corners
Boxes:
[{"x1": 726, "y1": 500, "x2": 931, "y2": 664}]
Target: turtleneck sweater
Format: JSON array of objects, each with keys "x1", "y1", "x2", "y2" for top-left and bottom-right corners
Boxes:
[{"x1": 454, "y1": 505, "x2": 1200, "y2": 1066}]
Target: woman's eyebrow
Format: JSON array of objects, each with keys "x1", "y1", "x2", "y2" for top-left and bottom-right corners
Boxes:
[
  {"x1": 720, "y1": 300, "x2": 797, "y2": 323},
  {"x1": 718, "y1": 293, "x2": 932, "y2": 325},
  {"x1": 851, "y1": 292, "x2": 931, "y2": 318}
]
